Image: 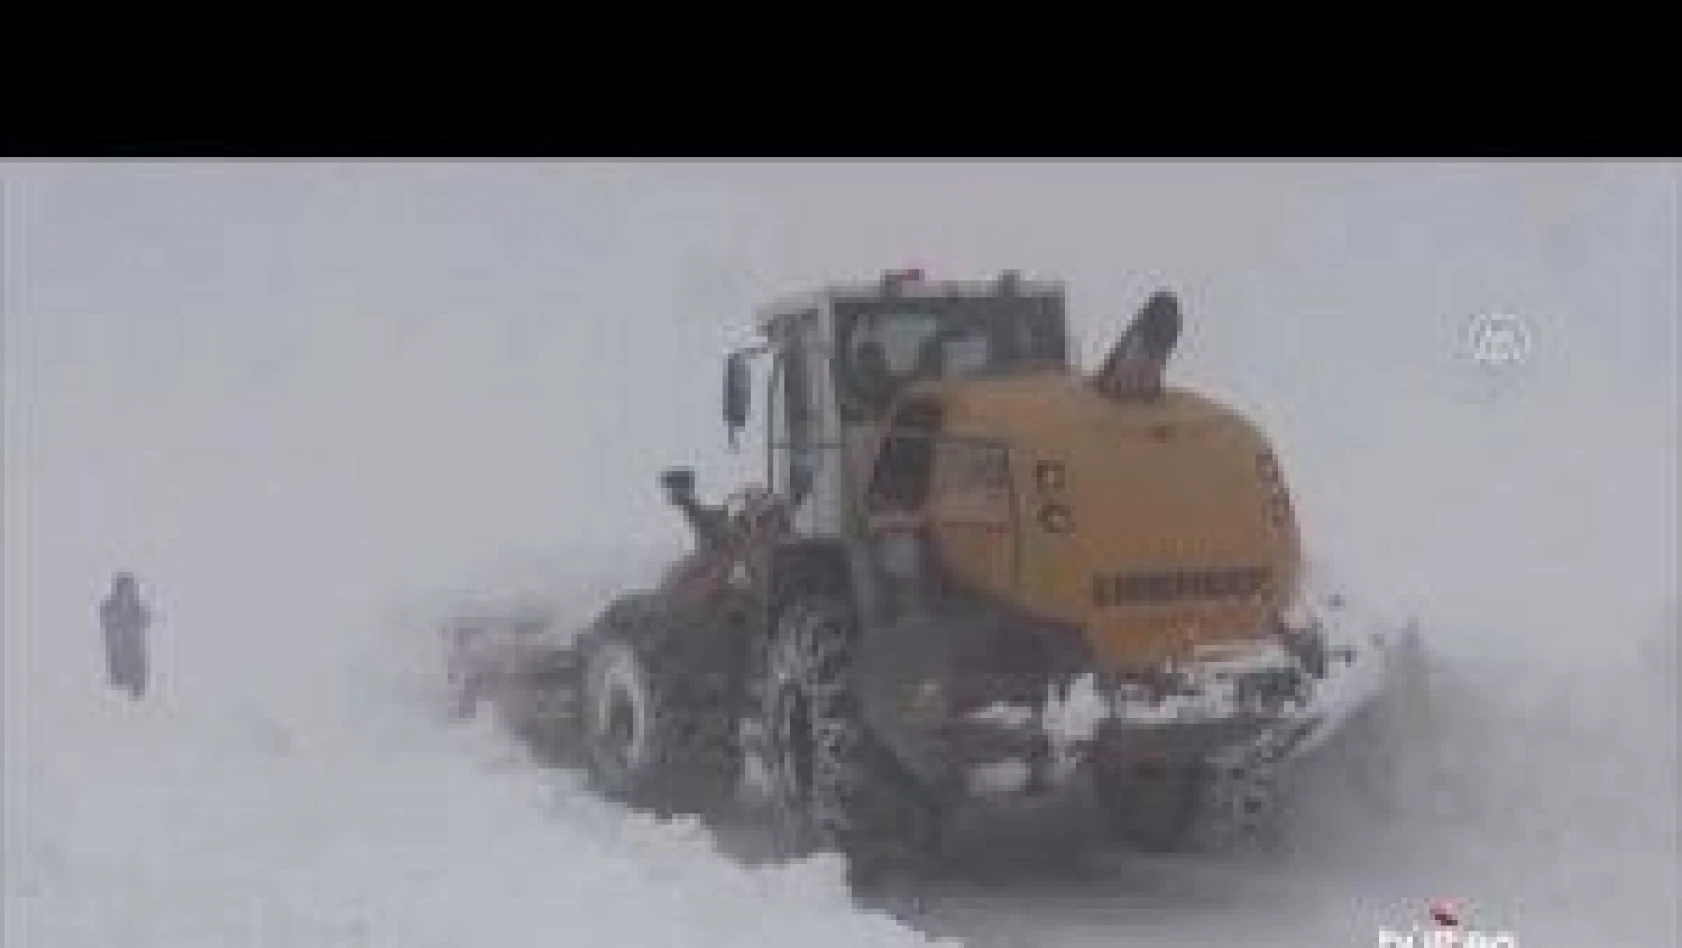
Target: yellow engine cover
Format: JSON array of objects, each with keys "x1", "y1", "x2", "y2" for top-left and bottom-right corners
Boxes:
[{"x1": 926, "y1": 376, "x2": 1302, "y2": 672}]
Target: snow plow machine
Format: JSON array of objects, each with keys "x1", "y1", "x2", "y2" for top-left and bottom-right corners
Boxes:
[{"x1": 440, "y1": 270, "x2": 1403, "y2": 878}]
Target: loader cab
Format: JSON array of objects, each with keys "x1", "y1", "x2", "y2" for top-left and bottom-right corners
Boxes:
[{"x1": 726, "y1": 270, "x2": 1070, "y2": 542}]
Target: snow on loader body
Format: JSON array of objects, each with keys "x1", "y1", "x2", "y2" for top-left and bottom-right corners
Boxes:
[{"x1": 440, "y1": 271, "x2": 1401, "y2": 876}]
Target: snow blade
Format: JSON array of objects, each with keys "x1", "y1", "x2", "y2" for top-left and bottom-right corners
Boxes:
[{"x1": 439, "y1": 603, "x2": 585, "y2": 754}]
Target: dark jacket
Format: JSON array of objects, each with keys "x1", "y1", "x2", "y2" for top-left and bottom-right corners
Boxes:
[
  {"x1": 100, "y1": 580, "x2": 152, "y2": 695},
  {"x1": 101, "y1": 588, "x2": 151, "y2": 636}
]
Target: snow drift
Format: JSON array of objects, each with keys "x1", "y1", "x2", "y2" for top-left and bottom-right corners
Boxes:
[{"x1": 3, "y1": 542, "x2": 948, "y2": 948}]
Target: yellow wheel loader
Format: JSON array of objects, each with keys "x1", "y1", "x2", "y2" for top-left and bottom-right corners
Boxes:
[{"x1": 440, "y1": 271, "x2": 1399, "y2": 877}]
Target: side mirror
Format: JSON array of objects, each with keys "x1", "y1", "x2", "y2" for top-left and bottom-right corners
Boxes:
[
  {"x1": 723, "y1": 352, "x2": 751, "y2": 444},
  {"x1": 660, "y1": 467, "x2": 696, "y2": 504}
]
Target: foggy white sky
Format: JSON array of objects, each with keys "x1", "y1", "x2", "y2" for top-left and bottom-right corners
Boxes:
[{"x1": 3, "y1": 160, "x2": 1677, "y2": 655}]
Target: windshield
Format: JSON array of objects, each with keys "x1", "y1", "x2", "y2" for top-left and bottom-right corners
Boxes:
[
  {"x1": 834, "y1": 294, "x2": 1067, "y2": 420},
  {"x1": 852, "y1": 313, "x2": 996, "y2": 378},
  {"x1": 863, "y1": 312, "x2": 944, "y2": 374}
]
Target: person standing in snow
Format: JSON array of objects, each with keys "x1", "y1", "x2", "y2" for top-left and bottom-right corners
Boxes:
[{"x1": 100, "y1": 572, "x2": 152, "y2": 699}]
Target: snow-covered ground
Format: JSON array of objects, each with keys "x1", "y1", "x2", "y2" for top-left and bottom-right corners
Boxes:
[
  {"x1": 4, "y1": 162, "x2": 1677, "y2": 947},
  {"x1": 2, "y1": 538, "x2": 943, "y2": 948}
]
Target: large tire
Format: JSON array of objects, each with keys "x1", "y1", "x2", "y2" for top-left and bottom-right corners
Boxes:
[
  {"x1": 1098, "y1": 765, "x2": 1202, "y2": 852},
  {"x1": 758, "y1": 596, "x2": 940, "y2": 879},
  {"x1": 577, "y1": 602, "x2": 740, "y2": 816},
  {"x1": 1100, "y1": 753, "x2": 1283, "y2": 853}
]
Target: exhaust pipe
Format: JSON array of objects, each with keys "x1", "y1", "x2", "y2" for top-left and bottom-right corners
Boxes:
[{"x1": 1093, "y1": 290, "x2": 1181, "y2": 401}]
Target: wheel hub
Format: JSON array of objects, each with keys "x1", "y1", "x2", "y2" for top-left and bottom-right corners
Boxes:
[
  {"x1": 602, "y1": 692, "x2": 636, "y2": 766},
  {"x1": 588, "y1": 641, "x2": 649, "y2": 773}
]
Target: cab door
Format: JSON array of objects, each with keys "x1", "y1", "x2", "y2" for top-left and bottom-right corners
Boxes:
[{"x1": 766, "y1": 307, "x2": 848, "y2": 540}]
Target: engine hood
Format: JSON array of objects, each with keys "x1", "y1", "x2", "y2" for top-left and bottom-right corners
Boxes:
[{"x1": 909, "y1": 374, "x2": 1305, "y2": 672}]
